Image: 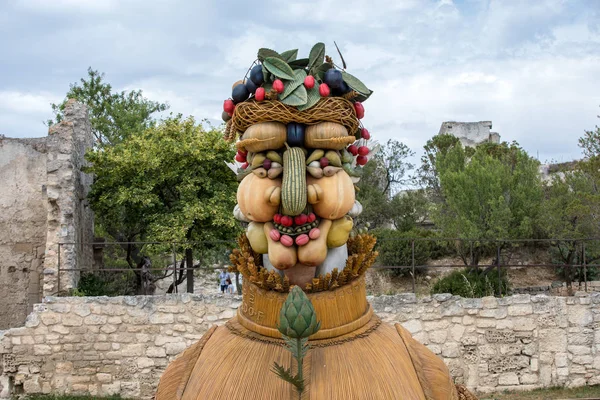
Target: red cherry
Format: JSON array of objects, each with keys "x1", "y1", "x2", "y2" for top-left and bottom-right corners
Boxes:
[
  {"x1": 354, "y1": 102, "x2": 365, "y2": 119},
  {"x1": 294, "y1": 214, "x2": 308, "y2": 226},
  {"x1": 273, "y1": 214, "x2": 282, "y2": 224},
  {"x1": 273, "y1": 79, "x2": 285, "y2": 94},
  {"x1": 319, "y1": 83, "x2": 330, "y2": 97},
  {"x1": 241, "y1": 162, "x2": 249, "y2": 169},
  {"x1": 255, "y1": 87, "x2": 265, "y2": 102},
  {"x1": 238, "y1": 149, "x2": 247, "y2": 156},
  {"x1": 235, "y1": 153, "x2": 246, "y2": 162},
  {"x1": 304, "y1": 76, "x2": 315, "y2": 89},
  {"x1": 281, "y1": 216, "x2": 293, "y2": 227},
  {"x1": 307, "y1": 213, "x2": 316, "y2": 223},
  {"x1": 358, "y1": 146, "x2": 369, "y2": 156},
  {"x1": 319, "y1": 157, "x2": 329, "y2": 168},
  {"x1": 348, "y1": 145, "x2": 358, "y2": 156},
  {"x1": 361, "y1": 128, "x2": 370, "y2": 140},
  {"x1": 223, "y1": 99, "x2": 235, "y2": 114},
  {"x1": 357, "y1": 155, "x2": 368, "y2": 166}
]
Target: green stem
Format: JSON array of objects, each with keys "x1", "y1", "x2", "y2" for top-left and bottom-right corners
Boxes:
[{"x1": 296, "y1": 337, "x2": 304, "y2": 398}]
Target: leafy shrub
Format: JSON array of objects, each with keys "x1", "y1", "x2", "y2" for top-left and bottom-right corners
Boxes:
[
  {"x1": 75, "y1": 270, "x2": 137, "y2": 297},
  {"x1": 373, "y1": 228, "x2": 434, "y2": 276},
  {"x1": 431, "y1": 268, "x2": 509, "y2": 298}
]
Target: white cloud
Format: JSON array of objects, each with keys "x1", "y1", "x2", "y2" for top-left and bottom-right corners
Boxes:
[
  {"x1": 0, "y1": 91, "x2": 60, "y2": 115},
  {"x1": 16, "y1": 0, "x2": 117, "y2": 13}
]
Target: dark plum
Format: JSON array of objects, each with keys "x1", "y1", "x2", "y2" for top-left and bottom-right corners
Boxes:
[
  {"x1": 245, "y1": 79, "x2": 257, "y2": 94},
  {"x1": 232, "y1": 84, "x2": 250, "y2": 104},
  {"x1": 324, "y1": 69, "x2": 343, "y2": 89},
  {"x1": 250, "y1": 65, "x2": 264, "y2": 86}
]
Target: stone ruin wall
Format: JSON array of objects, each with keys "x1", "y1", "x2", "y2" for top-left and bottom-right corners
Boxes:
[
  {"x1": 0, "y1": 100, "x2": 94, "y2": 330},
  {"x1": 0, "y1": 292, "x2": 598, "y2": 399}
]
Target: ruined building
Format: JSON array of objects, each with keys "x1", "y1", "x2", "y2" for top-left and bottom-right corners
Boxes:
[
  {"x1": 0, "y1": 100, "x2": 94, "y2": 329},
  {"x1": 438, "y1": 121, "x2": 501, "y2": 147}
]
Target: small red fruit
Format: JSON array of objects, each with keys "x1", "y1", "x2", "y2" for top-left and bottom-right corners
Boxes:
[
  {"x1": 273, "y1": 214, "x2": 282, "y2": 224},
  {"x1": 263, "y1": 159, "x2": 272, "y2": 170},
  {"x1": 281, "y1": 216, "x2": 293, "y2": 227},
  {"x1": 223, "y1": 99, "x2": 235, "y2": 114},
  {"x1": 304, "y1": 75, "x2": 315, "y2": 89},
  {"x1": 354, "y1": 102, "x2": 365, "y2": 119},
  {"x1": 358, "y1": 146, "x2": 369, "y2": 156},
  {"x1": 307, "y1": 213, "x2": 316, "y2": 223},
  {"x1": 255, "y1": 87, "x2": 265, "y2": 102},
  {"x1": 273, "y1": 79, "x2": 284, "y2": 94},
  {"x1": 238, "y1": 149, "x2": 247, "y2": 155},
  {"x1": 357, "y1": 155, "x2": 368, "y2": 166},
  {"x1": 235, "y1": 153, "x2": 246, "y2": 162},
  {"x1": 319, "y1": 157, "x2": 329, "y2": 168},
  {"x1": 294, "y1": 214, "x2": 308, "y2": 226},
  {"x1": 319, "y1": 83, "x2": 330, "y2": 97},
  {"x1": 241, "y1": 162, "x2": 249, "y2": 169},
  {"x1": 361, "y1": 128, "x2": 370, "y2": 140},
  {"x1": 348, "y1": 145, "x2": 358, "y2": 156}
]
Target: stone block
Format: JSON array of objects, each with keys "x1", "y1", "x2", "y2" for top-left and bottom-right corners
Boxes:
[
  {"x1": 507, "y1": 304, "x2": 533, "y2": 316},
  {"x1": 166, "y1": 342, "x2": 187, "y2": 355},
  {"x1": 149, "y1": 313, "x2": 175, "y2": 324},
  {"x1": 498, "y1": 372, "x2": 519, "y2": 385},
  {"x1": 539, "y1": 329, "x2": 567, "y2": 352},
  {"x1": 520, "y1": 373, "x2": 538, "y2": 384},
  {"x1": 442, "y1": 343, "x2": 460, "y2": 358}
]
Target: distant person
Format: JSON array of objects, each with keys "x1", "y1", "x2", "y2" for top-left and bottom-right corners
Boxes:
[
  {"x1": 219, "y1": 270, "x2": 230, "y2": 294},
  {"x1": 226, "y1": 277, "x2": 234, "y2": 294}
]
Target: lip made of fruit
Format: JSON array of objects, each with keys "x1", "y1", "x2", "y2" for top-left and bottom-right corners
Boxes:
[{"x1": 270, "y1": 212, "x2": 321, "y2": 247}]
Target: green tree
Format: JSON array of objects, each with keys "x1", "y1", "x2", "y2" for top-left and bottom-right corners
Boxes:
[
  {"x1": 578, "y1": 106, "x2": 600, "y2": 158},
  {"x1": 434, "y1": 141, "x2": 542, "y2": 266},
  {"x1": 86, "y1": 116, "x2": 240, "y2": 293},
  {"x1": 49, "y1": 68, "x2": 168, "y2": 146},
  {"x1": 355, "y1": 139, "x2": 415, "y2": 229}
]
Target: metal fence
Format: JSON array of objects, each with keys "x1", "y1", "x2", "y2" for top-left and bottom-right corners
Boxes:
[{"x1": 56, "y1": 237, "x2": 600, "y2": 297}]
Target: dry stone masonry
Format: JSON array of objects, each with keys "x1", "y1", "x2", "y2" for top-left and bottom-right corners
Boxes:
[
  {"x1": 0, "y1": 292, "x2": 598, "y2": 398},
  {"x1": 0, "y1": 100, "x2": 94, "y2": 329}
]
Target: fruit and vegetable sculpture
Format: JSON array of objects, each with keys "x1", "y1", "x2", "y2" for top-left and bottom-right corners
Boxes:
[{"x1": 156, "y1": 43, "x2": 478, "y2": 400}]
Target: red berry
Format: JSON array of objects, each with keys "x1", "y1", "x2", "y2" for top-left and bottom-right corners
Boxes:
[
  {"x1": 319, "y1": 83, "x2": 330, "y2": 97},
  {"x1": 273, "y1": 214, "x2": 282, "y2": 224},
  {"x1": 238, "y1": 149, "x2": 247, "y2": 156},
  {"x1": 304, "y1": 75, "x2": 315, "y2": 89},
  {"x1": 263, "y1": 159, "x2": 272, "y2": 170},
  {"x1": 307, "y1": 213, "x2": 316, "y2": 223},
  {"x1": 241, "y1": 162, "x2": 249, "y2": 169},
  {"x1": 294, "y1": 214, "x2": 308, "y2": 226},
  {"x1": 273, "y1": 79, "x2": 284, "y2": 94},
  {"x1": 281, "y1": 216, "x2": 293, "y2": 227},
  {"x1": 354, "y1": 102, "x2": 365, "y2": 119},
  {"x1": 358, "y1": 146, "x2": 369, "y2": 156},
  {"x1": 357, "y1": 155, "x2": 368, "y2": 166},
  {"x1": 348, "y1": 145, "x2": 358, "y2": 156},
  {"x1": 361, "y1": 128, "x2": 370, "y2": 140},
  {"x1": 255, "y1": 87, "x2": 265, "y2": 102},
  {"x1": 223, "y1": 99, "x2": 235, "y2": 114},
  {"x1": 235, "y1": 153, "x2": 246, "y2": 162},
  {"x1": 319, "y1": 157, "x2": 329, "y2": 168}
]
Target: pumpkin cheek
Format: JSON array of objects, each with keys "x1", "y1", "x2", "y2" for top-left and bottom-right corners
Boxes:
[{"x1": 306, "y1": 172, "x2": 355, "y2": 220}]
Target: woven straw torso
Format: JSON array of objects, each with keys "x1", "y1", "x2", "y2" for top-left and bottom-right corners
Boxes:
[{"x1": 156, "y1": 278, "x2": 477, "y2": 400}]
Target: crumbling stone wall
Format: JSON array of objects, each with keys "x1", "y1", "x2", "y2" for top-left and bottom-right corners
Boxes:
[
  {"x1": 0, "y1": 100, "x2": 94, "y2": 329},
  {"x1": 0, "y1": 292, "x2": 598, "y2": 399}
]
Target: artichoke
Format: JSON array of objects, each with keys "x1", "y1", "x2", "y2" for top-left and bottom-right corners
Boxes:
[{"x1": 278, "y1": 286, "x2": 321, "y2": 338}]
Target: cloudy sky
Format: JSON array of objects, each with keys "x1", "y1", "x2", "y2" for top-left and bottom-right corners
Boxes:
[{"x1": 1, "y1": 0, "x2": 599, "y2": 164}]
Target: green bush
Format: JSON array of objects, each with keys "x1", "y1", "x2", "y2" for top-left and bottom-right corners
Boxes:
[
  {"x1": 431, "y1": 267, "x2": 509, "y2": 298},
  {"x1": 373, "y1": 228, "x2": 434, "y2": 276},
  {"x1": 75, "y1": 270, "x2": 137, "y2": 297}
]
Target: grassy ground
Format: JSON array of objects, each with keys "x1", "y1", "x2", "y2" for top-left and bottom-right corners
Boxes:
[{"x1": 480, "y1": 385, "x2": 600, "y2": 399}]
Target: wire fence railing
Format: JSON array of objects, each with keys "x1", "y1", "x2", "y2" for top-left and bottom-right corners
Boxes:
[{"x1": 56, "y1": 237, "x2": 600, "y2": 297}]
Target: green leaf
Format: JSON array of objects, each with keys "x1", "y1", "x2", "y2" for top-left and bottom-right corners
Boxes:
[
  {"x1": 258, "y1": 48, "x2": 282, "y2": 62},
  {"x1": 271, "y1": 363, "x2": 304, "y2": 392},
  {"x1": 288, "y1": 58, "x2": 310, "y2": 69},
  {"x1": 280, "y1": 49, "x2": 298, "y2": 62},
  {"x1": 263, "y1": 57, "x2": 295, "y2": 81},
  {"x1": 280, "y1": 70, "x2": 307, "y2": 100},
  {"x1": 314, "y1": 63, "x2": 333, "y2": 81},
  {"x1": 280, "y1": 84, "x2": 307, "y2": 106},
  {"x1": 307, "y1": 42, "x2": 325, "y2": 71},
  {"x1": 297, "y1": 85, "x2": 320, "y2": 111},
  {"x1": 341, "y1": 71, "x2": 372, "y2": 96}
]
